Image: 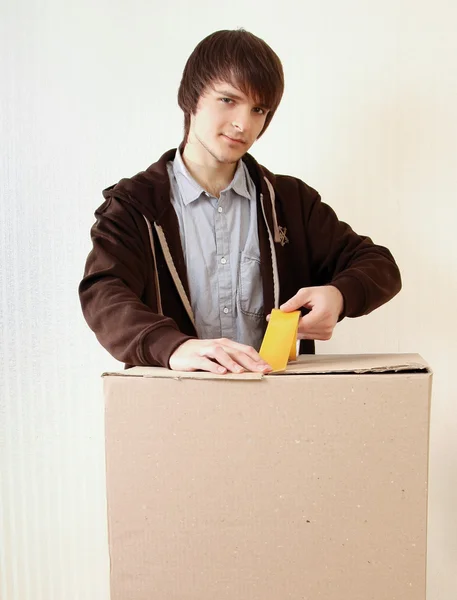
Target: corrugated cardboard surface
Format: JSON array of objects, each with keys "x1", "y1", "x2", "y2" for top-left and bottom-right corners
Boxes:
[{"x1": 104, "y1": 354, "x2": 431, "y2": 600}]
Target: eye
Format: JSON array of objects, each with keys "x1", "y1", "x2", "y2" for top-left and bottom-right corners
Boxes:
[
  {"x1": 220, "y1": 97, "x2": 233, "y2": 104},
  {"x1": 253, "y1": 107, "x2": 265, "y2": 115}
]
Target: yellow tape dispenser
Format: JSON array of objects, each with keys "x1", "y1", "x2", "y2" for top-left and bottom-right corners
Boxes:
[{"x1": 259, "y1": 309, "x2": 301, "y2": 373}]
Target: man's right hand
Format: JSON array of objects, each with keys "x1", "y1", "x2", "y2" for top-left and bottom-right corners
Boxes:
[{"x1": 168, "y1": 338, "x2": 272, "y2": 374}]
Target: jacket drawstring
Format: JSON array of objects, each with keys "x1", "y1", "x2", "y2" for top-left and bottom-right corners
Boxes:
[
  {"x1": 260, "y1": 181, "x2": 281, "y2": 310},
  {"x1": 143, "y1": 215, "x2": 196, "y2": 329},
  {"x1": 264, "y1": 177, "x2": 281, "y2": 244},
  {"x1": 143, "y1": 216, "x2": 163, "y2": 315}
]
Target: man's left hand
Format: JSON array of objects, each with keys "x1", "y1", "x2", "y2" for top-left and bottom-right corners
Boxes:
[{"x1": 279, "y1": 285, "x2": 344, "y2": 340}]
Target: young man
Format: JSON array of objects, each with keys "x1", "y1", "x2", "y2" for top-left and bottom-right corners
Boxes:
[{"x1": 79, "y1": 29, "x2": 401, "y2": 375}]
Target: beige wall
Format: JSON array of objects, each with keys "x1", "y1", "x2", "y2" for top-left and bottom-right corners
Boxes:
[{"x1": 1, "y1": 1, "x2": 455, "y2": 598}]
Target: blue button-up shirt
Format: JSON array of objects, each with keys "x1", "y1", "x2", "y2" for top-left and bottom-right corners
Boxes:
[{"x1": 167, "y1": 150, "x2": 264, "y2": 350}]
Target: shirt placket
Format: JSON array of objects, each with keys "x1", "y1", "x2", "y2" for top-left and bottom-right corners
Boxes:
[{"x1": 214, "y1": 194, "x2": 234, "y2": 339}]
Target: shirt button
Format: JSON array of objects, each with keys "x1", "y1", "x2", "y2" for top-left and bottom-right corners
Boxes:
[
  {"x1": 223, "y1": 307, "x2": 229, "y2": 314},
  {"x1": 217, "y1": 206, "x2": 223, "y2": 213},
  {"x1": 220, "y1": 257, "x2": 227, "y2": 264}
]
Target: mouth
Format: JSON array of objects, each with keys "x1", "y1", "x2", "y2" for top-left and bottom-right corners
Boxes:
[{"x1": 221, "y1": 134, "x2": 246, "y2": 145}]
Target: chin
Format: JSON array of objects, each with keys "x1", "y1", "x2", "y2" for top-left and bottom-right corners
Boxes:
[
  {"x1": 224, "y1": 140, "x2": 250, "y2": 155},
  {"x1": 211, "y1": 142, "x2": 244, "y2": 164}
]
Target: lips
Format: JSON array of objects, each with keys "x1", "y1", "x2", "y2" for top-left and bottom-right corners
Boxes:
[{"x1": 222, "y1": 134, "x2": 246, "y2": 144}]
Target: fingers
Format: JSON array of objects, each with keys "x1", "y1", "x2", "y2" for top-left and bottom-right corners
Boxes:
[
  {"x1": 169, "y1": 339, "x2": 272, "y2": 374},
  {"x1": 296, "y1": 313, "x2": 334, "y2": 340},
  {"x1": 209, "y1": 341, "x2": 271, "y2": 374},
  {"x1": 210, "y1": 345, "x2": 246, "y2": 373},
  {"x1": 194, "y1": 356, "x2": 229, "y2": 374},
  {"x1": 215, "y1": 339, "x2": 271, "y2": 371},
  {"x1": 280, "y1": 286, "x2": 342, "y2": 340},
  {"x1": 297, "y1": 328, "x2": 333, "y2": 341},
  {"x1": 280, "y1": 289, "x2": 312, "y2": 313},
  {"x1": 216, "y1": 338, "x2": 263, "y2": 361},
  {"x1": 226, "y1": 349, "x2": 271, "y2": 373},
  {"x1": 280, "y1": 295, "x2": 303, "y2": 313}
]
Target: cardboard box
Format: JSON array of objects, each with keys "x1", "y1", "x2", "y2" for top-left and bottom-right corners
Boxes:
[{"x1": 103, "y1": 353, "x2": 431, "y2": 600}]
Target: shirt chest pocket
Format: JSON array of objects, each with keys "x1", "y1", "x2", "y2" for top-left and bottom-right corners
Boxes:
[{"x1": 238, "y1": 252, "x2": 264, "y2": 317}]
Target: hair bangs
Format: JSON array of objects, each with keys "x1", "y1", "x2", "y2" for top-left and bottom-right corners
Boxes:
[{"x1": 178, "y1": 29, "x2": 284, "y2": 142}]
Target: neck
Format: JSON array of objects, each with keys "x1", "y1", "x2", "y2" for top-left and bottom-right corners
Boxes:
[{"x1": 182, "y1": 138, "x2": 237, "y2": 198}]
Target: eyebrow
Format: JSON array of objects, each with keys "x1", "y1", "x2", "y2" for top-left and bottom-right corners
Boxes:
[{"x1": 214, "y1": 89, "x2": 270, "y2": 111}]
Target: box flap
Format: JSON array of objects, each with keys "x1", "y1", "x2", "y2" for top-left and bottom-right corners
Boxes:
[
  {"x1": 102, "y1": 366, "x2": 264, "y2": 380},
  {"x1": 278, "y1": 353, "x2": 430, "y2": 375},
  {"x1": 102, "y1": 353, "x2": 430, "y2": 380}
]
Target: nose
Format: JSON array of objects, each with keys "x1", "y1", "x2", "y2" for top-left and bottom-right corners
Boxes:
[
  {"x1": 232, "y1": 120, "x2": 243, "y2": 132},
  {"x1": 231, "y1": 108, "x2": 252, "y2": 134}
]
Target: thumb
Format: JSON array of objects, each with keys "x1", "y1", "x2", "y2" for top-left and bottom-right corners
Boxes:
[{"x1": 280, "y1": 288, "x2": 311, "y2": 312}]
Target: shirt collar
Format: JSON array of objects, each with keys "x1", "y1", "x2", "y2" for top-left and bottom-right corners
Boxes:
[{"x1": 172, "y1": 149, "x2": 251, "y2": 205}]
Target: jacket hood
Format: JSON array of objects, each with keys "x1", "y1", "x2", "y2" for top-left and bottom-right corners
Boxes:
[
  {"x1": 102, "y1": 147, "x2": 278, "y2": 224},
  {"x1": 102, "y1": 149, "x2": 176, "y2": 223}
]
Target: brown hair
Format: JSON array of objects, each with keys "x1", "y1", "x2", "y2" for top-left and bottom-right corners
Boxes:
[{"x1": 178, "y1": 29, "x2": 284, "y2": 143}]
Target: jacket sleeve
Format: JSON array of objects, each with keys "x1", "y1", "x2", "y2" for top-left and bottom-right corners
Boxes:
[
  {"x1": 301, "y1": 185, "x2": 402, "y2": 318},
  {"x1": 78, "y1": 197, "x2": 194, "y2": 367}
]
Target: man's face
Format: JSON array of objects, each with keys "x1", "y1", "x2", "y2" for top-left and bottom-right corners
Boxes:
[{"x1": 187, "y1": 81, "x2": 270, "y2": 165}]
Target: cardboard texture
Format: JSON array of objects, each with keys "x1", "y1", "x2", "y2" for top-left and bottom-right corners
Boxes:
[{"x1": 104, "y1": 353, "x2": 431, "y2": 600}]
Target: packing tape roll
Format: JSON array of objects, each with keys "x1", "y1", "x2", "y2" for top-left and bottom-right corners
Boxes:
[{"x1": 259, "y1": 309, "x2": 300, "y2": 373}]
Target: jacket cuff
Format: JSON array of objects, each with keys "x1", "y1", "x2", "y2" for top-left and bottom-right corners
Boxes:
[
  {"x1": 141, "y1": 327, "x2": 196, "y2": 368},
  {"x1": 330, "y1": 276, "x2": 367, "y2": 320}
]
